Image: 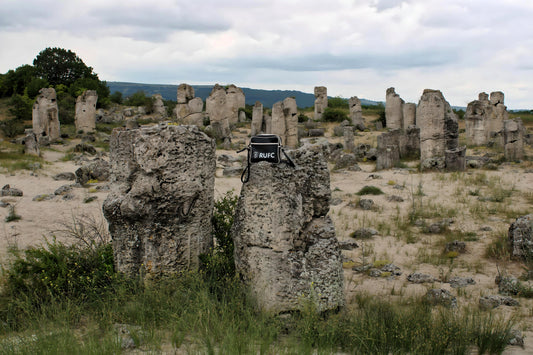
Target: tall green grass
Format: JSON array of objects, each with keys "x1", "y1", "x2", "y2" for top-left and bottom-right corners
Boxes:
[{"x1": 0, "y1": 193, "x2": 518, "y2": 354}]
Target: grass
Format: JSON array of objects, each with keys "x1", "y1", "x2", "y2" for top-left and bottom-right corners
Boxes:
[{"x1": 0, "y1": 141, "x2": 45, "y2": 172}]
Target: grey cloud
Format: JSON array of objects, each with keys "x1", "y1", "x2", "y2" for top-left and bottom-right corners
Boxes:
[{"x1": 235, "y1": 49, "x2": 455, "y2": 72}]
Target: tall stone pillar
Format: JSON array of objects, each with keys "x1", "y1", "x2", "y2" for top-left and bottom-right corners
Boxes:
[
  {"x1": 32, "y1": 88, "x2": 60, "y2": 144},
  {"x1": 314, "y1": 86, "x2": 328, "y2": 120},
  {"x1": 75, "y1": 90, "x2": 98, "y2": 133}
]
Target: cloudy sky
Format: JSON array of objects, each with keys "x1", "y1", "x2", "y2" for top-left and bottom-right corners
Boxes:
[{"x1": 1, "y1": 0, "x2": 532, "y2": 108}]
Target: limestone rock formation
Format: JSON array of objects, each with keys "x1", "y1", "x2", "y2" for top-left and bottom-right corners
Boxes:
[
  {"x1": 205, "y1": 84, "x2": 245, "y2": 139},
  {"x1": 231, "y1": 142, "x2": 344, "y2": 313},
  {"x1": 32, "y1": 88, "x2": 60, "y2": 144},
  {"x1": 314, "y1": 86, "x2": 327, "y2": 120},
  {"x1": 102, "y1": 125, "x2": 216, "y2": 277},
  {"x1": 175, "y1": 84, "x2": 204, "y2": 127},
  {"x1": 385, "y1": 87, "x2": 404, "y2": 130},
  {"x1": 416, "y1": 89, "x2": 459, "y2": 170},
  {"x1": 402, "y1": 103, "x2": 416, "y2": 127},
  {"x1": 465, "y1": 91, "x2": 509, "y2": 146},
  {"x1": 503, "y1": 118, "x2": 524, "y2": 161},
  {"x1": 271, "y1": 97, "x2": 298, "y2": 148},
  {"x1": 343, "y1": 126, "x2": 355, "y2": 153},
  {"x1": 508, "y1": 214, "x2": 533, "y2": 259},
  {"x1": 251, "y1": 101, "x2": 264, "y2": 136},
  {"x1": 152, "y1": 94, "x2": 167, "y2": 119},
  {"x1": 75, "y1": 90, "x2": 98, "y2": 133},
  {"x1": 23, "y1": 132, "x2": 40, "y2": 156},
  {"x1": 375, "y1": 127, "x2": 420, "y2": 170},
  {"x1": 349, "y1": 96, "x2": 365, "y2": 130}
]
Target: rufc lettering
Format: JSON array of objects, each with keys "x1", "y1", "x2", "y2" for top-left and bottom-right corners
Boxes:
[{"x1": 258, "y1": 152, "x2": 275, "y2": 159}]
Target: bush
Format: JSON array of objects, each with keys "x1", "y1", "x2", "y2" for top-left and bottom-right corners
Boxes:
[
  {"x1": 8, "y1": 94, "x2": 33, "y2": 121},
  {"x1": 322, "y1": 107, "x2": 348, "y2": 122},
  {"x1": 0, "y1": 118, "x2": 25, "y2": 138},
  {"x1": 200, "y1": 190, "x2": 239, "y2": 284},
  {"x1": 328, "y1": 96, "x2": 349, "y2": 109},
  {"x1": 356, "y1": 185, "x2": 384, "y2": 195}
]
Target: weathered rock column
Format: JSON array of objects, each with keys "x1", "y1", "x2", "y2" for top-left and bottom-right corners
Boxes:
[
  {"x1": 152, "y1": 94, "x2": 167, "y2": 119},
  {"x1": 102, "y1": 124, "x2": 216, "y2": 277},
  {"x1": 314, "y1": 86, "x2": 328, "y2": 120},
  {"x1": 32, "y1": 87, "x2": 60, "y2": 144},
  {"x1": 402, "y1": 103, "x2": 416, "y2": 128},
  {"x1": 251, "y1": 101, "x2": 264, "y2": 136},
  {"x1": 504, "y1": 118, "x2": 524, "y2": 161},
  {"x1": 417, "y1": 89, "x2": 458, "y2": 170},
  {"x1": 376, "y1": 131, "x2": 401, "y2": 170},
  {"x1": 445, "y1": 146, "x2": 466, "y2": 171},
  {"x1": 385, "y1": 87, "x2": 404, "y2": 130},
  {"x1": 343, "y1": 126, "x2": 355, "y2": 153},
  {"x1": 75, "y1": 90, "x2": 98, "y2": 133},
  {"x1": 271, "y1": 97, "x2": 298, "y2": 148},
  {"x1": 175, "y1": 84, "x2": 204, "y2": 127},
  {"x1": 232, "y1": 142, "x2": 344, "y2": 313},
  {"x1": 349, "y1": 96, "x2": 365, "y2": 130}
]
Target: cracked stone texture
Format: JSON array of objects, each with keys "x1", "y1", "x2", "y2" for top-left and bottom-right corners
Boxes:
[
  {"x1": 103, "y1": 124, "x2": 215, "y2": 278},
  {"x1": 231, "y1": 141, "x2": 344, "y2": 313}
]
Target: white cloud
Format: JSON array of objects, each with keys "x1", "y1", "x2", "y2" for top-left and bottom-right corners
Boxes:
[{"x1": 1, "y1": 0, "x2": 532, "y2": 108}]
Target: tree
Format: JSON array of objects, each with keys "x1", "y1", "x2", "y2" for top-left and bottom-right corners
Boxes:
[{"x1": 33, "y1": 47, "x2": 97, "y2": 87}]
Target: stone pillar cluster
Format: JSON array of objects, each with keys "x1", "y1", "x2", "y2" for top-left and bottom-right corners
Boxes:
[
  {"x1": 464, "y1": 91, "x2": 509, "y2": 146},
  {"x1": 271, "y1": 97, "x2": 299, "y2": 148},
  {"x1": 205, "y1": 84, "x2": 245, "y2": 140},
  {"x1": 175, "y1": 84, "x2": 204, "y2": 127}
]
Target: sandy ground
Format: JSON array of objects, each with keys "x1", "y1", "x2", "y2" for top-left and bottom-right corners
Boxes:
[{"x1": 1, "y1": 123, "x2": 533, "y2": 353}]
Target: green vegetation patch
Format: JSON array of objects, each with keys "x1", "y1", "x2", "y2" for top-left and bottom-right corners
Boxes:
[{"x1": 356, "y1": 185, "x2": 384, "y2": 195}]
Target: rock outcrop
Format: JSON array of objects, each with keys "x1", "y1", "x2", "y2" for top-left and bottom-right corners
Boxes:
[
  {"x1": 508, "y1": 214, "x2": 533, "y2": 259},
  {"x1": 464, "y1": 91, "x2": 509, "y2": 146},
  {"x1": 251, "y1": 101, "x2": 264, "y2": 136},
  {"x1": 416, "y1": 89, "x2": 460, "y2": 170},
  {"x1": 231, "y1": 142, "x2": 344, "y2": 313},
  {"x1": 349, "y1": 96, "x2": 365, "y2": 130},
  {"x1": 385, "y1": 87, "x2": 404, "y2": 130},
  {"x1": 75, "y1": 90, "x2": 98, "y2": 133},
  {"x1": 152, "y1": 94, "x2": 167, "y2": 119},
  {"x1": 314, "y1": 86, "x2": 327, "y2": 121},
  {"x1": 205, "y1": 84, "x2": 245, "y2": 139},
  {"x1": 503, "y1": 118, "x2": 524, "y2": 161},
  {"x1": 271, "y1": 97, "x2": 298, "y2": 148},
  {"x1": 175, "y1": 84, "x2": 204, "y2": 127},
  {"x1": 32, "y1": 88, "x2": 60, "y2": 144},
  {"x1": 102, "y1": 124, "x2": 215, "y2": 277}
]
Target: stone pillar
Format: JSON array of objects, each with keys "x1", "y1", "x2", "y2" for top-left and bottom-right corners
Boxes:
[
  {"x1": 385, "y1": 87, "x2": 404, "y2": 130},
  {"x1": 152, "y1": 94, "x2": 167, "y2": 119},
  {"x1": 232, "y1": 142, "x2": 344, "y2": 313},
  {"x1": 226, "y1": 84, "x2": 245, "y2": 126},
  {"x1": 75, "y1": 90, "x2": 98, "y2": 133},
  {"x1": 445, "y1": 146, "x2": 466, "y2": 171},
  {"x1": 504, "y1": 118, "x2": 524, "y2": 161},
  {"x1": 403, "y1": 125, "x2": 420, "y2": 159},
  {"x1": 343, "y1": 126, "x2": 354, "y2": 153},
  {"x1": 206, "y1": 84, "x2": 230, "y2": 140},
  {"x1": 417, "y1": 89, "x2": 458, "y2": 170},
  {"x1": 349, "y1": 96, "x2": 365, "y2": 130},
  {"x1": 32, "y1": 88, "x2": 60, "y2": 143},
  {"x1": 376, "y1": 131, "x2": 401, "y2": 170},
  {"x1": 314, "y1": 86, "x2": 327, "y2": 120},
  {"x1": 271, "y1": 97, "x2": 299, "y2": 148},
  {"x1": 465, "y1": 98, "x2": 489, "y2": 146},
  {"x1": 23, "y1": 132, "x2": 40, "y2": 156},
  {"x1": 402, "y1": 103, "x2": 416, "y2": 128},
  {"x1": 102, "y1": 124, "x2": 216, "y2": 277},
  {"x1": 176, "y1": 84, "x2": 204, "y2": 127},
  {"x1": 251, "y1": 101, "x2": 263, "y2": 136}
]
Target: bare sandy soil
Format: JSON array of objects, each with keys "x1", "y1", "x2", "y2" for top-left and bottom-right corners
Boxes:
[{"x1": 1, "y1": 121, "x2": 532, "y2": 354}]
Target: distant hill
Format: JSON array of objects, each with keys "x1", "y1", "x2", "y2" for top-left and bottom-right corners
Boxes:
[{"x1": 107, "y1": 81, "x2": 380, "y2": 108}]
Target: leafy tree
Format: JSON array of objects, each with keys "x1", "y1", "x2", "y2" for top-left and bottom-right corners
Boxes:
[
  {"x1": 124, "y1": 91, "x2": 150, "y2": 107},
  {"x1": 8, "y1": 94, "x2": 33, "y2": 121},
  {"x1": 109, "y1": 91, "x2": 123, "y2": 104},
  {"x1": 26, "y1": 77, "x2": 49, "y2": 99},
  {"x1": 0, "y1": 65, "x2": 38, "y2": 97},
  {"x1": 33, "y1": 47, "x2": 97, "y2": 87}
]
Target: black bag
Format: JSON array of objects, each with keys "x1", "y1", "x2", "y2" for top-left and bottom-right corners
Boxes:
[{"x1": 238, "y1": 134, "x2": 295, "y2": 183}]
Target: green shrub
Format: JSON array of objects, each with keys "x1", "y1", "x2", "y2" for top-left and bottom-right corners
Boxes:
[
  {"x1": 0, "y1": 118, "x2": 25, "y2": 138},
  {"x1": 328, "y1": 96, "x2": 349, "y2": 109},
  {"x1": 322, "y1": 107, "x2": 348, "y2": 122},
  {"x1": 200, "y1": 190, "x2": 239, "y2": 284},
  {"x1": 356, "y1": 186, "x2": 384, "y2": 195}
]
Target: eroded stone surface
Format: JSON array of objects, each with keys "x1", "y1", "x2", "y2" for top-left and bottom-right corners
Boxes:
[
  {"x1": 75, "y1": 90, "x2": 98, "y2": 133},
  {"x1": 271, "y1": 97, "x2": 298, "y2": 148},
  {"x1": 232, "y1": 142, "x2": 344, "y2": 313},
  {"x1": 314, "y1": 86, "x2": 327, "y2": 121},
  {"x1": 32, "y1": 88, "x2": 60, "y2": 143},
  {"x1": 103, "y1": 125, "x2": 215, "y2": 277},
  {"x1": 416, "y1": 89, "x2": 458, "y2": 170}
]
